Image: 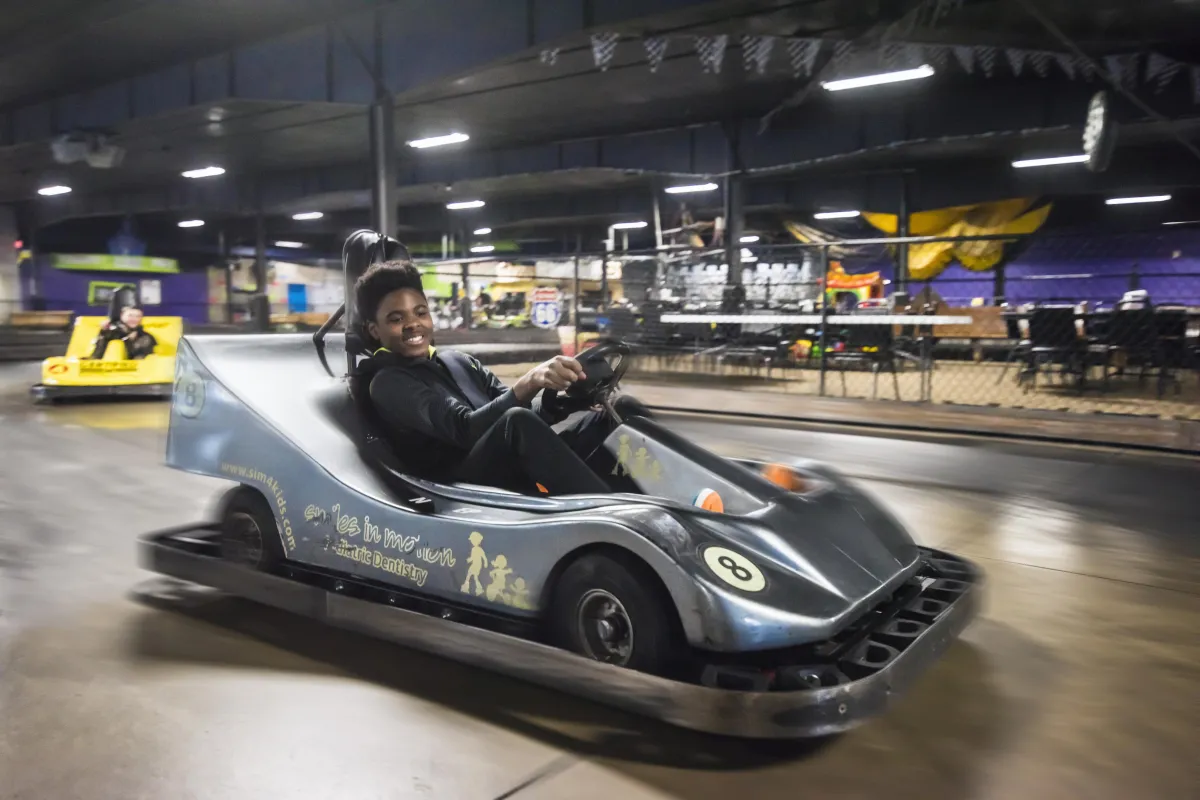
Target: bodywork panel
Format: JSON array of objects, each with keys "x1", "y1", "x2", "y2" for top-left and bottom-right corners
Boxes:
[{"x1": 167, "y1": 333, "x2": 922, "y2": 652}]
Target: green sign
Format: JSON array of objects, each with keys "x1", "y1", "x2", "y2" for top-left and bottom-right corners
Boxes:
[
  {"x1": 52, "y1": 254, "x2": 180, "y2": 274},
  {"x1": 416, "y1": 266, "x2": 458, "y2": 297},
  {"x1": 87, "y1": 280, "x2": 132, "y2": 306}
]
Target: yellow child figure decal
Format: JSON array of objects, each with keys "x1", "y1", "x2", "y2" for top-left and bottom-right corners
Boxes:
[
  {"x1": 486, "y1": 554, "x2": 512, "y2": 603},
  {"x1": 509, "y1": 578, "x2": 533, "y2": 610},
  {"x1": 613, "y1": 434, "x2": 633, "y2": 476},
  {"x1": 460, "y1": 531, "x2": 487, "y2": 595}
]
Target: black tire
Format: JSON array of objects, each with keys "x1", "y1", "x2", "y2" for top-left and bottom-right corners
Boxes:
[
  {"x1": 549, "y1": 551, "x2": 680, "y2": 675},
  {"x1": 219, "y1": 487, "x2": 284, "y2": 570}
]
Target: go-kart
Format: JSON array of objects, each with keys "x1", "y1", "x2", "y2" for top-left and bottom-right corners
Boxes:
[
  {"x1": 31, "y1": 291, "x2": 180, "y2": 403},
  {"x1": 139, "y1": 230, "x2": 981, "y2": 739}
]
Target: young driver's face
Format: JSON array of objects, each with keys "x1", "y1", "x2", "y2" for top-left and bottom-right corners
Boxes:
[
  {"x1": 369, "y1": 288, "x2": 433, "y2": 358},
  {"x1": 119, "y1": 307, "x2": 143, "y2": 328}
]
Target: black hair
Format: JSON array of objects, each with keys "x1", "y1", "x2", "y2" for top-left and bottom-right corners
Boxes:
[{"x1": 354, "y1": 259, "x2": 426, "y2": 328}]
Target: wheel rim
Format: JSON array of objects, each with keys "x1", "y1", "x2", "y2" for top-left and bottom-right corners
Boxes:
[
  {"x1": 576, "y1": 589, "x2": 634, "y2": 666},
  {"x1": 224, "y1": 511, "x2": 264, "y2": 567}
]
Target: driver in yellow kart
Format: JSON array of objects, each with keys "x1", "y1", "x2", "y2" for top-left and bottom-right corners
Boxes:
[
  {"x1": 89, "y1": 298, "x2": 157, "y2": 360},
  {"x1": 354, "y1": 260, "x2": 648, "y2": 495}
]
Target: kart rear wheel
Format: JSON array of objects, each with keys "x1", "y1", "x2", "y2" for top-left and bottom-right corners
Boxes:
[
  {"x1": 220, "y1": 487, "x2": 284, "y2": 570},
  {"x1": 550, "y1": 552, "x2": 679, "y2": 675}
]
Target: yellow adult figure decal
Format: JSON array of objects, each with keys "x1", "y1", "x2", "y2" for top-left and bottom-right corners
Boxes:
[{"x1": 461, "y1": 531, "x2": 487, "y2": 595}]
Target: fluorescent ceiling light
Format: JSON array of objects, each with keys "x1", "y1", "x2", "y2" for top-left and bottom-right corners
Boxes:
[
  {"x1": 612, "y1": 221, "x2": 648, "y2": 229},
  {"x1": 470, "y1": 245, "x2": 495, "y2": 253},
  {"x1": 178, "y1": 219, "x2": 205, "y2": 228},
  {"x1": 407, "y1": 132, "x2": 469, "y2": 149},
  {"x1": 473, "y1": 227, "x2": 492, "y2": 235},
  {"x1": 292, "y1": 211, "x2": 323, "y2": 220},
  {"x1": 37, "y1": 185, "x2": 72, "y2": 196},
  {"x1": 814, "y1": 210, "x2": 861, "y2": 220},
  {"x1": 181, "y1": 166, "x2": 225, "y2": 179},
  {"x1": 447, "y1": 200, "x2": 485, "y2": 210},
  {"x1": 274, "y1": 241, "x2": 304, "y2": 248},
  {"x1": 1163, "y1": 220, "x2": 1199, "y2": 226},
  {"x1": 739, "y1": 235, "x2": 760, "y2": 243},
  {"x1": 1012, "y1": 154, "x2": 1090, "y2": 168},
  {"x1": 1106, "y1": 195, "x2": 1171, "y2": 205},
  {"x1": 665, "y1": 182, "x2": 719, "y2": 194},
  {"x1": 821, "y1": 64, "x2": 934, "y2": 92},
  {"x1": 740, "y1": 248, "x2": 754, "y2": 259}
]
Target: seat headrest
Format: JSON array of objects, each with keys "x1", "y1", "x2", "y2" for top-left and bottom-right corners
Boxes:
[
  {"x1": 342, "y1": 229, "x2": 412, "y2": 360},
  {"x1": 107, "y1": 284, "x2": 139, "y2": 321}
]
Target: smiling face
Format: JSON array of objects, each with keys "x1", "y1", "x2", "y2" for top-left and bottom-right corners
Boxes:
[
  {"x1": 368, "y1": 287, "x2": 433, "y2": 358},
  {"x1": 119, "y1": 307, "x2": 143, "y2": 328}
]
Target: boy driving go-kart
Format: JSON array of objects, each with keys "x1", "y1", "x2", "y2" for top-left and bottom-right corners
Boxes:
[
  {"x1": 353, "y1": 259, "x2": 649, "y2": 496},
  {"x1": 88, "y1": 285, "x2": 158, "y2": 360}
]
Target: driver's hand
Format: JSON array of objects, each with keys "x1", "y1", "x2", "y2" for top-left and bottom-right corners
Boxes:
[{"x1": 514, "y1": 356, "x2": 585, "y2": 402}]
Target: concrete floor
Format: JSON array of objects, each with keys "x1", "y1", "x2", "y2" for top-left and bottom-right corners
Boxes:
[{"x1": 1, "y1": 360, "x2": 1198, "y2": 799}]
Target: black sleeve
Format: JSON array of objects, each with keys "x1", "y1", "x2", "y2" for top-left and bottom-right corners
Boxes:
[
  {"x1": 468, "y1": 354, "x2": 557, "y2": 423},
  {"x1": 369, "y1": 367, "x2": 522, "y2": 450},
  {"x1": 467, "y1": 355, "x2": 511, "y2": 401}
]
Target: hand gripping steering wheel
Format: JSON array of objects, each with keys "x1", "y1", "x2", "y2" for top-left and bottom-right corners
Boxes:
[{"x1": 567, "y1": 339, "x2": 632, "y2": 405}]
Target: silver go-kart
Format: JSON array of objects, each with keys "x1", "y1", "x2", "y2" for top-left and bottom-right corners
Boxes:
[{"x1": 139, "y1": 230, "x2": 981, "y2": 739}]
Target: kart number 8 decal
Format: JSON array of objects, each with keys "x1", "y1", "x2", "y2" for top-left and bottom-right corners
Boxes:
[
  {"x1": 176, "y1": 372, "x2": 206, "y2": 418},
  {"x1": 703, "y1": 546, "x2": 766, "y2": 593}
]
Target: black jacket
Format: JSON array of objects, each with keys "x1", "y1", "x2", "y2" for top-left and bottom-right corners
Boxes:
[
  {"x1": 90, "y1": 322, "x2": 157, "y2": 360},
  {"x1": 360, "y1": 347, "x2": 552, "y2": 480}
]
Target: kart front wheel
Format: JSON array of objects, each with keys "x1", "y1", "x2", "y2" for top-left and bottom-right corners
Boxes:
[
  {"x1": 219, "y1": 487, "x2": 284, "y2": 570},
  {"x1": 550, "y1": 552, "x2": 679, "y2": 675}
]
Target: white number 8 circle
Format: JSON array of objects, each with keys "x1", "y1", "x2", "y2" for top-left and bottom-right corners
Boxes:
[{"x1": 703, "y1": 546, "x2": 766, "y2": 592}]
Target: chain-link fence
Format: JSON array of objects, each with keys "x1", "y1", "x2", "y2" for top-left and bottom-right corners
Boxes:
[
  {"x1": 5, "y1": 233, "x2": 1198, "y2": 436},
  {"x1": 552, "y1": 234, "x2": 1200, "y2": 428}
]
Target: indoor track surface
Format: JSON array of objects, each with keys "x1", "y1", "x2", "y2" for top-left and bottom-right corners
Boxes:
[{"x1": 1, "y1": 361, "x2": 1197, "y2": 799}]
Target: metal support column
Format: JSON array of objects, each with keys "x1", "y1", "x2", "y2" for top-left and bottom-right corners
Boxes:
[
  {"x1": 818, "y1": 245, "x2": 830, "y2": 397},
  {"x1": 219, "y1": 229, "x2": 233, "y2": 324},
  {"x1": 896, "y1": 176, "x2": 909, "y2": 293},
  {"x1": 252, "y1": 210, "x2": 269, "y2": 332},
  {"x1": 461, "y1": 260, "x2": 471, "y2": 330},
  {"x1": 723, "y1": 123, "x2": 744, "y2": 290},
  {"x1": 369, "y1": 100, "x2": 397, "y2": 238}
]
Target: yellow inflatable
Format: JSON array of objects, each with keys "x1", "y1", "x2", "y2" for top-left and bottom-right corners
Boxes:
[
  {"x1": 31, "y1": 315, "x2": 182, "y2": 402},
  {"x1": 862, "y1": 198, "x2": 1052, "y2": 281}
]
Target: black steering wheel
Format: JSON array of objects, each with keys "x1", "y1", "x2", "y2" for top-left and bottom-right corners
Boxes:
[{"x1": 567, "y1": 339, "x2": 632, "y2": 405}]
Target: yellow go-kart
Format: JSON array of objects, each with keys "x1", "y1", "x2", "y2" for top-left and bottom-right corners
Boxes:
[{"x1": 31, "y1": 314, "x2": 182, "y2": 403}]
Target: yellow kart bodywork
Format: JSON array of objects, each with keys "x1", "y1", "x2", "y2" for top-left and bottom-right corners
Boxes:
[{"x1": 32, "y1": 316, "x2": 182, "y2": 401}]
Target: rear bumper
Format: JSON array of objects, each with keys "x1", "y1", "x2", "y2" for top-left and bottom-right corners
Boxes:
[
  {"x1": 31, "y1": 382, "x2": 172, "y2": 402},
  {"x1": 138, "y1": 526, "x2": 981, "y2": 739}
]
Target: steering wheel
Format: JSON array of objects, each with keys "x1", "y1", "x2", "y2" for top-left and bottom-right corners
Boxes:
[{"x1": 567, "y1": 339, "x2": 632, "y2": 405}]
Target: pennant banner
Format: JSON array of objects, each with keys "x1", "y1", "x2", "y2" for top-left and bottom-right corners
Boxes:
[
  {"x1": 695, "y1": 35, "x2": 729, "y2": 74},
  {"x1": 742, "y1": 35, "x2": 775, "y2": 75},
  {"x1": 1005, "y1": 48, "x2": 1026, "y2": 76},
  {"x1": 565, "y1": 31, "x2": 1200, "y2": 104},
  {"x1": 539, "y1": 48, "x2": 559, "y2": 66},
  {"x1": 1029, "y1": 51, "x2": 1052, "y2": 78},
  {"x1": 1145, "y1": 52, "x2": 1183, "y2": 92},
  {"x1": 977, "y1": 46, "x2": 999, "y2": 77},
  {"x1": 644, "y1": 36, "x2": 669, "y2": 72},
  {"x1": 882, "y1": 43, "x2": 907, "y2": 70},
  {"x1": 924, "y1": 44, "x2": 950, "y2": 69},
  {"x1": 591, "y1": 32, "x2": 620, "y2": 71},
  {"x1": 1054, "y1": 52, "x2": 1076, "y2": 80},
  {"x1": 953, "y1": 45, "x2": 975, "y2": 74},
  {"x1": 787, "y1": 38, "x2": 821, "y2": 78}
]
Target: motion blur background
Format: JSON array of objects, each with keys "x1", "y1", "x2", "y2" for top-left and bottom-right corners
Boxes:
[{"x1": 1, "y1": 2, "x2": 1198, "y2": 798}]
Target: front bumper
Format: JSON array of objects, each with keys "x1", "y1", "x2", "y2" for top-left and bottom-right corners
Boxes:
[
  {"x1": 138, "y1": 526, "x2": 981, "y2": 739},
  {"x1": 31, "y1": 382, "x2": 172, "y2": 402}
]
